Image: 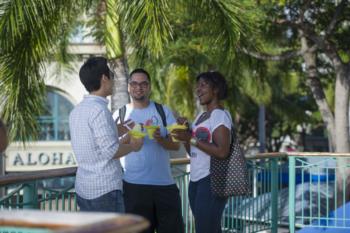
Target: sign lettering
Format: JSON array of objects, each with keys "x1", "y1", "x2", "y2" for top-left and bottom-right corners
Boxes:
[{"x1": 5, "y1": 142, "x2": 77, "y2": 172}]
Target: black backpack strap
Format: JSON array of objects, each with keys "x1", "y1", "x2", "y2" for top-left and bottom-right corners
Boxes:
[
  {"x1": 154, "y1": 102, "x2": 167, "y2": 127},
  {"x1": 118, "y1": 105, "x2": 127, "y2": 124}
]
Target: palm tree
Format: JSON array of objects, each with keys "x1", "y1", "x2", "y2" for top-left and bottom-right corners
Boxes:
[
  {"x1": 128, "y1": 0, "x2": 261, "y2": 119},
  {"x1": 0, "y1": 0, "x2": 259, "y2": 142}
]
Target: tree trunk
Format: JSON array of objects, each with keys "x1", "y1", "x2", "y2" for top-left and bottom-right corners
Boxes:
[
  {"x1": 301, "y1": 34, "x2": 350, "y2": 204},
  {"x1": 300, "y1": 36, "x2": 336, "y2": 147},
  {"x1": 334, "y1": 64, "x2": 350, "y2": 204},
  {"x1": 110, "y1": 57, "x2": 129, "y2": 112},
  {"x1": 334, "y1": 66, "x2": 350, "y2": 152},
  {"x1": 104, "y1": 0, "x2": 129, "y2": 112}
]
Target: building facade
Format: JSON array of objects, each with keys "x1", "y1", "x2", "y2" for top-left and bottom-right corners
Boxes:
[{"x1": 5, "y1": 43, "x2": 106, "y2": 172}]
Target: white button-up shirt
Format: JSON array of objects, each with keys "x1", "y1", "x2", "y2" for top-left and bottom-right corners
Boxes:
[{"x1": 69, "y1": 95, "x2": 122, "y2": 199}]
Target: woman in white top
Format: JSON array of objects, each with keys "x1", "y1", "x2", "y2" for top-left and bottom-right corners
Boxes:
[{"x1": 172, "y1": 71, "x2": 232, "y2": 233}]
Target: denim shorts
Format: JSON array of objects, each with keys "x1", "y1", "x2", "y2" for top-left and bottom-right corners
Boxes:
[{"x1": 77, "y1": 190, "x2": 125, "y2": 213}]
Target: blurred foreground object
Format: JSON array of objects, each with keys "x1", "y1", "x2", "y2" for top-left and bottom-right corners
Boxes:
[{"x1": 0, "y1": 210, "x2": 149, "y2": 233}]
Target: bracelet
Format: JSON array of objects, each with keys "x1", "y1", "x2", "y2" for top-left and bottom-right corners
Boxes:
[{"x1": 190, "y1": 137, "x2": 198, "y2": 146}]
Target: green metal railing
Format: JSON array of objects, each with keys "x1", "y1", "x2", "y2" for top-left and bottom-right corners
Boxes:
[
  {"x1": 1, "y1": 157, "x2": 283, "y2": 233},
  {"x1": 3, "y1": 153, "x2": 350, "y2": 233},
  {"x1": 220, "y1": 157, "x2": 281, "y2": 233},
  {"x1": 288, "y1": 153, "x2": 350, "y2": 233},
  {"x1": 1, "y1": 181, "x2": 77, "y2": 211},
  {"x1": 0, "y1": 167, "x2": 77, "y2": 211},
  {"x1": 167, "y1": 157, "x2": 283, "y2": 233}
]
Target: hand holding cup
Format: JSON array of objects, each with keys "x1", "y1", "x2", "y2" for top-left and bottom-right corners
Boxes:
[
  {"x1": 144, "y1": 125, "x2": 159, "y2": 139},
  {"x1": 128, "y1": 123, "x2": 146, "y2": 139},
  {"x1": 130, "y1": 136, "x2": 144, "y2": 152},
  {"x1": 167, "y1": 123, "x2": 189, "y2": 142}
]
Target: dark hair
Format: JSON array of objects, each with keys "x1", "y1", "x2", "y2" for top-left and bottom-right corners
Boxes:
[
  {"x1": 196, "y1": 71, "x2": 228, "y2": 100},
  {"x1": 79, "y1": 57, "x2": 111, "y2": 92},
  {"x1": 0, "y1": 119, "x2": 5, "y2": 131},
  {"x1": 129, "y1": 68, "x2": 151, "y2": 83}
]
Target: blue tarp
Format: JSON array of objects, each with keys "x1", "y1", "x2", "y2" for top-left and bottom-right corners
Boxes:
[{"x1": 298, "y1": 202, "x2": 350, "y2": 233}]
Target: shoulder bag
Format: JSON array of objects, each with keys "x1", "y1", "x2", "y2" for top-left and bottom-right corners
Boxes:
[{"x1": 210, "y1": 117, "x2": 251, "y2": 198}]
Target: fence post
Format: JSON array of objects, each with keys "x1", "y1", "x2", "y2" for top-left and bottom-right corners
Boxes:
[
  {"x1": 0, "y1": 153, "x2": 5, "y2": 197},
  {"x1": 289, "y1": 156, "x2": 296, "y2": 233},
  {"x1": 23, "y1": 181, "x2": 38, "y2": 209},
  {"x1": 270, "y1": 158, "x2": 278, "y2": 233}
]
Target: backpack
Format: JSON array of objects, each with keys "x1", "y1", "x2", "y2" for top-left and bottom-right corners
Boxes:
[{"x1": 118, "y1": 102, "x2": 167, "y2": 127}]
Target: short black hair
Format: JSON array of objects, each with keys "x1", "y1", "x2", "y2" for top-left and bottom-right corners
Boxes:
[
  {"x1": 79, "y1": 57, "x2": 111, "y2": 92},
  {"x1": 129, "y1": 68, "x2": 151, "y2": 83},
  {"x1": 196, "y1": 71, "x2": 228, "y2": 100}
]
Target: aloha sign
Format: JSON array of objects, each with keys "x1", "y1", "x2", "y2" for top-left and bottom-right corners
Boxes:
[{"x1": 5, "y1": 141, "x2": 77, "y2": 172}]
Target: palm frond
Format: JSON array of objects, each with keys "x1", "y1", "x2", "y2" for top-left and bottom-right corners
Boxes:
[
  {"x1": 118, "y1": 0, "x2": 173, "y2": 58},
  {"x1": 185, "y1": 0, "x2": 262, "y2": 65},
  {"x1": 165, "y1": 66, "x2": 195, "y2": 119},
  {"x1": 106, "y1": 0, "x2": 123, "y2": 58},
  {"x1": 83, "y1": 0, "x2": 124, "y2": 59},
  {"x1": 0, "y1": 0, "x2": 84, "y2": 142}
]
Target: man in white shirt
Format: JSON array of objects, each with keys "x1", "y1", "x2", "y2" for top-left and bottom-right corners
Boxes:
[{"x1": 69, "y1": 57, "x2": 143, "y2": 212}]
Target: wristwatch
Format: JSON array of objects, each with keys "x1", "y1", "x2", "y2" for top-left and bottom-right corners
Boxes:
[{"x1": 190, "y1": 137, "x2": 198, "y2": 146}]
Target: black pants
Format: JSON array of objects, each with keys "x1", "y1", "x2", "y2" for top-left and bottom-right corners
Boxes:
[{"x1": 123, "y1": 181, "x2": 184, "y2": 233}]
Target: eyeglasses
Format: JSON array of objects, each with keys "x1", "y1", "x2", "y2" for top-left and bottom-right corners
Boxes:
[{"x1": 129, "y1": 81, "x2": 149, "y2": 88}]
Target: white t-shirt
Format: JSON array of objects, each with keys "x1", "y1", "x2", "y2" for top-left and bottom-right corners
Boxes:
[{"x1": 190, "y1": 109, "x2": 232, "y2": 182}]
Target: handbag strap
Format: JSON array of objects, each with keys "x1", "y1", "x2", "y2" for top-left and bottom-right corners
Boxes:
[
  {"x1": 195, "y1": 109, "x2": 237, "y2": 144},
  {"x1": 220, "y1": 110, "x2": 237, "y2": 145},
  {"x1": 194, "y1": 111, "x2": 211, "y2": 126}
]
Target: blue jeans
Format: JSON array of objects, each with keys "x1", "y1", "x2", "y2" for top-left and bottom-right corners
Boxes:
[
  {"x1": 77, "y1": 190, "x2": 125, "y2": 213},
  {"x1": 189, "y1": 175, "x2": 227, "y2": 233}
]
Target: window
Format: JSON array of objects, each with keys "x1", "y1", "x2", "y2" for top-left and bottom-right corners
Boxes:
[{"x1": 38, "y1": 91, "x2": 74, "y2": 141}]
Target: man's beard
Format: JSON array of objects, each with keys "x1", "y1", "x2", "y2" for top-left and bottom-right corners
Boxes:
[{"x1": 132, "y1": 95, "x2": 147, "y2": 101}]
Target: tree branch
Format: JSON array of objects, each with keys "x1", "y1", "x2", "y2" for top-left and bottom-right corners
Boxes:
[
  {"x1": 240, "y1": 45, "x2": 317, "y2": 61},
  {"x1": 274, "y1": 19, "x2": 299, "y2": 28},
  {"x1": 325, "y1": 0, "x2": 348, "y2": 37},
  {"x1": 299, "y1": 24, "x2": 344, "y2": 67}
]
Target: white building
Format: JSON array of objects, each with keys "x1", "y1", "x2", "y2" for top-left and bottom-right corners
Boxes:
[{"x1": 5, "y1": 43, "x2": 106, "y2": 172}]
